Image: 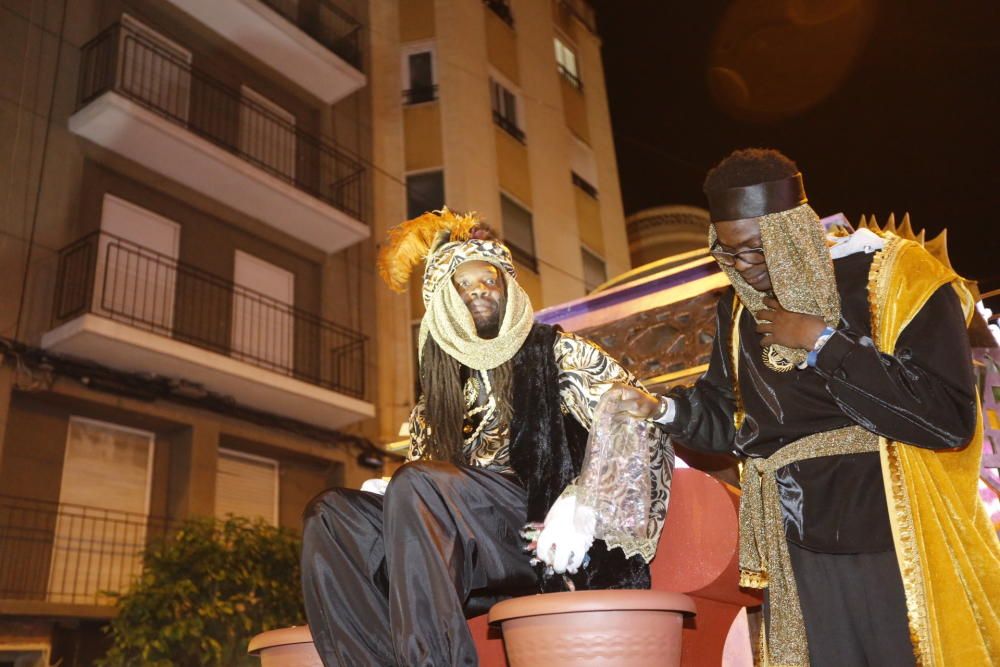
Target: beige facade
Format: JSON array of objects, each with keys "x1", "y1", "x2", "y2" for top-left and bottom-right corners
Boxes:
[
  {"x1": 0, "y1": 0, "x2": 380, "y2": 662},
  {"x1": 371, "y1": 0, "x2": 630, "y2": 443}
]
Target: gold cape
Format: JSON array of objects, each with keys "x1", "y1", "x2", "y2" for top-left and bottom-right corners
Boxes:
[{"x1": 871, "y1": 233, "x2": 1000, "y2": 666}]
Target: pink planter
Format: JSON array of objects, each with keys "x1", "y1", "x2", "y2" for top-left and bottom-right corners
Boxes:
[{"x1": 488, "y1": 590, "x2": 695, "y2": 667}]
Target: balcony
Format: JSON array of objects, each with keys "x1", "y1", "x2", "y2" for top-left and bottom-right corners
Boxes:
[
  {"x1": 403, "y1": 84, "x2": 438, "y2": 106},
  {"x1": 40, "y1": 233, "x2": 374, "y2": 430},
  {"x1": 484, "y1": 0, "x2": 514, "y2": 27},
  {"x1": 163, "y1": 0, "x2": 365, "y2": 103},
  {"x1": 0, "y1": 495, "x2": 172, "y2": 616},
  {"x1": 70, "y1": 23, "x2": 368, "y2": 254}
]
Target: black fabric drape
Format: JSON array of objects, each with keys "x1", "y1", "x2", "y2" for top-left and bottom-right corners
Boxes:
[
  {"x1": 301, "y1": 463, "x2": 536, "y2": 667},
  {"x1": 660, "y1": 251, "x2": 977, "y2": 552}
]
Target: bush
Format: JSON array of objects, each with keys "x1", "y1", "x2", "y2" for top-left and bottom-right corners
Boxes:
[{"x1": 97, "y1": 516, "x2": 305, "y2": 667}]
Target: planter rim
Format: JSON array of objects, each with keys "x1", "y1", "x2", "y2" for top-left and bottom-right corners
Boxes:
[
  {"x1": 488, "y1": 590, "x2": 696, "y2": 625},
  {"x1": 247, "y1": 625, "x2": 314, "y2": 654}
]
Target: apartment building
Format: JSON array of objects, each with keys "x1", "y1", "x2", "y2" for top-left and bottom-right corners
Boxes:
[
  {"x1": 369, "y1": 0, "x2": 631, "y2": 441},
  {"x1": 0, "y1": 1, "x2": 376, "y2": 663}
]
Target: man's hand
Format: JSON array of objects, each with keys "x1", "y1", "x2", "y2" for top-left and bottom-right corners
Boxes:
[
  {"x1": 604, "y1": 384, "x2": 661, "y2": 421},
  {"x1": 535, "y1": 495, "x2": 595, "y2": 574},
  {"x1": 756, "y1": 296, "x2": 827, "y2": 350}
]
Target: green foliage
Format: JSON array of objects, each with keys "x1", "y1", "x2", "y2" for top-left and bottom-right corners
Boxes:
[{"x1": 97, "y1": 515, "x2": 305, "y2": 667}]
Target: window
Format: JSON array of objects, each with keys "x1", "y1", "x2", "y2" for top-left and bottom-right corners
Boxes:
[
  {"x1": 231, "y1": 251, "x2": 295, "y2": 374},
  {"x1": 572, "y1": 172, "x2": 598, "y2": 198},
  {"x1": 490, "y1": 78, "x2": 524, "y2": 142},
  {"x1": 501, "y1": 194, "x2": 536, "y2": 271},
  {"x1": 239, "y1": 86, "x2": 297, "y2": 182},
  {"x1": 582, "y1": 248, "x2": 607, "y2": 292},
  {"x1": 484, "y1": 0, "x2": 514, "y2": 27},
  {"x1": 215, "y1": 449, "x2": 279, "y2": 525},
  {"x1": 406, "y1": 171, "x2": 445, "y2": 219},
  {"x1": 403, "y1": 46, "x2": 436, "y2": 105},
  {"x1": 99, "y1": 194, "x2": 180, "y2": 333},
  {"x1": 554, "y1": 37, "x2": 581, "y2": 88},
  {"x1": 51, "y1": 418, "x2": 155, "y2": 603}
]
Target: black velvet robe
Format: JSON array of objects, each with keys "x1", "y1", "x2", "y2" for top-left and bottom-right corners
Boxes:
[{"x1": 661, "y1": 251, "x2": 978, "y2": 552}]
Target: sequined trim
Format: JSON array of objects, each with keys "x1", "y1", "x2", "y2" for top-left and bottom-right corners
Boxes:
[
  {"x1": 881, "y1": 441, "x2": 931, "y2": 666},
  {"x1": 868, "y1": 236, "x2": 932, "y2": 666},
  {"x1": 731, "y1": 302, "x2": 746, "y2": 431},
  {"x1": 739, "y1": 426, "x2": 879, "y2": 667}
]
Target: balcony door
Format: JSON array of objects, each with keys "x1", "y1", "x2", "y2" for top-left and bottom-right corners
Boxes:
[
  {"x1": 239, "y1": 86, "x2": 297, "y2": 183},
  {"x1": 48, "y1": 418, "x2": 154, "y2": 604},
  {"x1": 215, "y1": 449, "x2": 279, "y2": 526},
  {"x1": 99, "y1": 194, "x2": 181, "y2": 335},
  {"x1": 119, "y1": 14, "x2": 191, "y2": 124},
  {"x1": 231, "y1": 251, "x2": 295, "y2": 374}
]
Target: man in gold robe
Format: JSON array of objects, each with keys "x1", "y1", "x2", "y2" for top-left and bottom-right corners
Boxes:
[{"x1": 615, "y1": 148, "x2": 1000, "y2": 665}]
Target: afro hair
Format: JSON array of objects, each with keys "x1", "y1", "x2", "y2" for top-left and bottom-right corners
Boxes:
[{"x1": 703, "y1": 148, "x2": 799, "y2": 194}]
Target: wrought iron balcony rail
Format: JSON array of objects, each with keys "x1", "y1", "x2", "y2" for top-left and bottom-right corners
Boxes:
[
  {"x1": 259, "y1": 0, "x2": 363, "y2": 69},
  {"x1": 77, "y1": 23, "x2": 367, "y2": 223},
  {"x1": 492, "y1": 110, "x2": 525, "y2": 143},
  {"x1": 403, "y1": 85, "x2": 438, "y2": 105},
  {"x1": 53, "y1": 232, "x2": 368, "y2": 399},
  {"x1": 558, "y1": 64, "x2": 582, "y2": 90},
  {"x1": 0, "y1": 494, "x2": 174, "y2": 606}
]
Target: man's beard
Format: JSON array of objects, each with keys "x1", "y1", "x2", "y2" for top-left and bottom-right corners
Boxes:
[
  {"x1": 472, "y1": 297, "x2": 504, "y2": 339},
  {"x1": 474, "y1": 311, "x2": 501, "y2": 339}
]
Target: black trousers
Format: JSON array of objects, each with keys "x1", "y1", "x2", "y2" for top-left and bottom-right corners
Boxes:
[
  {"x1": 764, "y1": 543, "x2": 916, "y2": 667},
  {"x1": 301, "y1": 461, "x2": 537, "y2": 667}
]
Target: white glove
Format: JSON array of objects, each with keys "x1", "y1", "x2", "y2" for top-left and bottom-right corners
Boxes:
[
  {"x1": 535, "y1": 494, "x2": 596, "y2": 574},
  {"x1": 360, "y1": 478, "x2": 388, "y2": 495}
]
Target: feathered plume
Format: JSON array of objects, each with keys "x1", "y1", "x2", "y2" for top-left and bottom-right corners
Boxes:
[{"x1": 377, "y1": 207, "x2": 481, "y2": 292}]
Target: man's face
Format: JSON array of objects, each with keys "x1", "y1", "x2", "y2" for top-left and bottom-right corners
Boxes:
[
  {"x1": 452, "y1": 260, "x2": 506, "y2": 338},
  {"x1": 712, "y1": 217, "x2": 772, "y2": 292}
]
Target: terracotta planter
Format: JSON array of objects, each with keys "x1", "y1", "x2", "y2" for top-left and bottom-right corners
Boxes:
[
  {"x1": 488, "y1": 590, "x2": 695, "y2": 667},
  {"x1": 247, "y1": 625, "x2": 322, "y2": 667}
]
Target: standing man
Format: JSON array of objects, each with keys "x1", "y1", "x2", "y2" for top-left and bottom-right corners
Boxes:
[
  {"x1": 301, "y1": 209, "x2": 673, "y2": 666},
  {"x1": 615, "y1": 148, "x2": 1000, "y2": 666}
]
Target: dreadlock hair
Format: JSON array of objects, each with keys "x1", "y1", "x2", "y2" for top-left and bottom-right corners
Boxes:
[
  {"x1": 703, "y1": 148, "x2": 799, "y2": 194},
  {"x1": 419, "y1": 228, "x2": 515, "y2": 464}
]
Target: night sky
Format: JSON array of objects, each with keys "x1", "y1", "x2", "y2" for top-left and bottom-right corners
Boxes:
[{"x1": 591, "y1": 0, "x2": 1000, "y2": 302}]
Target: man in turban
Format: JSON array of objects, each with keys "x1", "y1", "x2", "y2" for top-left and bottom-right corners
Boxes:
[
  {"x1": 615, "y1": 148, "x2": 1000, "y2": 666},
  {"x1": 301, "y1": 210, "x2": 673, "y2": 666}
]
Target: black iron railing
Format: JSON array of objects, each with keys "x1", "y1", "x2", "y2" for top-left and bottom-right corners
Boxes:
[
  {"x1": 53, "y1": 233, "x2": 368, "y2": 399},
  {"x1": 259, "y1": 0, "x2": 363, "y2": 69},
  {"x1": 484, "y1": 0, "x2": 514, "y2": 27},
  {"x1": 558, "y1": 64, "x2": 582, "y2": 90},
  {"x1": 0, "y1": 495, "x2": 173, "y2": 606},
  {"x1": 492, "y1": 110, "x2": 525, "y2": 143},
  {"x1": 403, "y1": 85, "x2": 438, "y2": 105},
  {"x1": 77, "y1": 23, "x2": 367, "y2": 224},
  {"x1": 571, "y1": 171, "x2": 598, "y2": 199}
]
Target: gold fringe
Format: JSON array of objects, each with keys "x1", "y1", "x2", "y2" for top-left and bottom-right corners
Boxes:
[
  {"x1": 868, "y1": 236, "x2": 934, "y2": 666},
  {"x1": 740, "y1": 569, "x2": 768, "y2": 589}
]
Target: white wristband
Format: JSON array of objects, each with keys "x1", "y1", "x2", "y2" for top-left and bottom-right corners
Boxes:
[{"x1": 649, "y1": 397, "x2": 676, "y2": 425}]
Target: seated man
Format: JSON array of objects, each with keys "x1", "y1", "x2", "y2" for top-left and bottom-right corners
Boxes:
[{"x1": 301, "y1": 209, "x2": 674, "y2": 667}]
